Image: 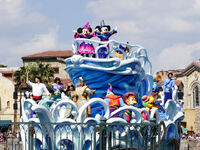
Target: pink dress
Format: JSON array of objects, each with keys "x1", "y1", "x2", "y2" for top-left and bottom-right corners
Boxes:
[{"x1": 74, "y1": 32, "x2": 96, "y2": 54}]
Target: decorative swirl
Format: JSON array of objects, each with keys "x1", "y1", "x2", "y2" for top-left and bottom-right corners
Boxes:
[
  {"x1": 77, "y1": 98, "x2": 110, "y2": 123},
  {"x1": 52, "y1": 99, "x2": 79, "y2": 122},
  {"x1": 110, "y1": 106, "x2": 142, "y2": 123},
  {"x1": 23, "y1": 99, "x2": 37, "y2": 120}
]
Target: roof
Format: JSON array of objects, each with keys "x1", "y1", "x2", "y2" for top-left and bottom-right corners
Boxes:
[
  {"x1": 0, "y1": 71, "x2": 14, "y2": 74},
  {"x1": 176, "y1": 61, "x2": 200, "y2": 77},
  {"x1": 22, "y1": 50, "x2": 74, "y2": 60},
  {"x1": 193, "y1": 61, "x2": 200, "y2": 67}
]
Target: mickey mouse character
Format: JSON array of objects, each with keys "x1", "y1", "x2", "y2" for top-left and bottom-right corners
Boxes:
[
  {"x1": 95, "y1": 20, "x2": 117, "y2": 58},
  {"x1": 74, "y1": 22, "x2": 96, "y2": 56},
  {"x1": 95, "y1": 20, "x2": 117, "y2": 41}
]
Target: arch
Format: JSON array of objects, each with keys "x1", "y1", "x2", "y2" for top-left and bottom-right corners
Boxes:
[
  {"x1": 189, "y1": 80, "x2": 200, "y2": 108},
  {"x1": 193, "y1": 85, "x2": 200, "y2": 108}
]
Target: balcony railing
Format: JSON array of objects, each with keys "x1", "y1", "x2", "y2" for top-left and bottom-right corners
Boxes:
[
  {"x1": 0, "y1": 119, "x2": 161, "y2": 150},
  {"x1": 72, "y1": 39, "x2": 152, "y2": 75}
]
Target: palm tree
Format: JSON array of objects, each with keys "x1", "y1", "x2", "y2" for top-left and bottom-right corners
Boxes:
[
  {"x1": 32, "y1": 61, "x2": 55, "y2": 84},
  {"x1": 13, "y1": 66, "x2": 34, "y2": 90},
  {"x1": 13, "y1": 61, "x2": 55, "y2": 90}
]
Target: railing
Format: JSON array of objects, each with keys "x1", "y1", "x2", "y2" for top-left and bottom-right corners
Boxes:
[
  {"x1": 0, "y1": 118, "x2": 161, "y2": 150},
  {"x1": 72, "y1": 39, "x2": 152, "y2": 74}
]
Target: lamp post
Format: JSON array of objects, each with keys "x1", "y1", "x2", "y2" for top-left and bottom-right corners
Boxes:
[
  {"x1": 13, "y1": 90, "x2": 18, "y2": 133},
  {"x1": 13, "y1": 91, "x2": 18, "y2": 119}
]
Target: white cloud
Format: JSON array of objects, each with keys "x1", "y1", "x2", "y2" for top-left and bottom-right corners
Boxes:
[
  {"x1": 156, "y1": 42, "x2": 200, "y2": 71},
  {"x1": 87, "y1": 0, "x2": 200, "y2": 72},
  {"x1": 0, "y1": 0, "x2": 68, "y2": 66},
  {"x1": 14, "y1": 26, "x2": 60, "y2": 54},
  {"x1": 163, "y1": 18, "x2": 193, "y2": 33}
]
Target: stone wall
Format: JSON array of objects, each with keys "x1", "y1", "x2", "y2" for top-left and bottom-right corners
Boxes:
[
  {"x1": 183, "y1": 109, "x2": 196, "y2": 132},
  {"x1": 0, "y1": 73, "x2": 17, "y2": 122},
  {"x1": 23, "y1": 59, "x2": 69, "y2": 79},
  {"x1": 195, "y1": 107, "x2": 200, "y2": 133},
  {"x1": 181, "y1": 70, "x2": 200, "y2": 132}
]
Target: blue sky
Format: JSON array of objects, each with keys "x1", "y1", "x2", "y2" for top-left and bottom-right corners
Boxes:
[{"x1": 0, "y1": 0, "x2": 200, "y2": 72}]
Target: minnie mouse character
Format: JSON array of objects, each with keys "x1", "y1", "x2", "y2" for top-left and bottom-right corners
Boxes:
[
  {"x1": 95, "y1": 20, "x2": 117, "y2": 42},
  {"x1": 74, "y1": 22, "x2": 96, "y2": 56}
]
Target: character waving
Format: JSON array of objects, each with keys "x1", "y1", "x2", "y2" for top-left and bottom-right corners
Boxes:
[{"x1": 74, "y1": 22, "x2": 96, "y2": 57}]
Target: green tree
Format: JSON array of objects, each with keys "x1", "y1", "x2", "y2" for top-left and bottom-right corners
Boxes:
[
  {"x1": 0, "y1": 64, "x2": 7, "y2": 67},
  {"x1": 13, "y1": 65, "x2": 33, "y2": 90},
  {"x1": 32, "y1": 61, "x2": 55, "y2": 84},
  {"x1": 13, "y1": 61, "x2": 55, "y2": 90}
]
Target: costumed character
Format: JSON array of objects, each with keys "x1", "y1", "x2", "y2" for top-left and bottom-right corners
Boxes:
[
  {"x1": 51, "y1": 77, "x2": 64, "y2": 100},
  {"x1": 74, "y1": 22, "x2": 96, "y2": 57},
  {"x1": 95, "y1": 20, "x2": 117, "y2": 58},
  {"x1": 163, "y1": 73, "x2": 175, "y2": 105},
  {"x1": 75, "y1": 77, "x2": 96, "y2": 115},
  {"x1": 120, "y1": 92, "x2": 138, "y2": 122},
  {"x1": 115, "y1": 42, "x2": 129, "y2": 60},
  {"x1": 152, "y1": 74, "x2": 163, "y2": 104},
  {"x1": 103, "y1": 83, "x2": 125, "y2": 116},
  {"x1": 65, "y1": 84, "x2": 77, "y2": 99},
  {"x1": 142, "y1": 87, "x2": 165, "y2": 113},
  {"x1": 26, "y1": 76, "x2": 50, "y2": 103},
  {"x1": 39, "y1": 77, "x2": 64, "y2": 109}
]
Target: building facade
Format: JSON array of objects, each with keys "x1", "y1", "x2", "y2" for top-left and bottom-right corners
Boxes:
[
  {"x1": 0, "y1": 67, "x2": 19, "y2": 81},
  {"x1": 157, "y1": 61, "x2": 200, "y2": 132},
  {"x1": 175, "y1": 61, "x2": 200, "y2": 133},
  {"x1": 0, "y1": 73, "x2": 20, "y2": 123},
  {"x1": 22, "y1": 50, "x2": 73, "y2": 79}
]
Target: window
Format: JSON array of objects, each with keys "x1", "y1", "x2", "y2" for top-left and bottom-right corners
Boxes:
[
  {"x1": 7, "y1": 101, "x2": 10, "y2": 108},
  {"x1": 193, "y1": 85, "x2": 200, "y2": 108}
]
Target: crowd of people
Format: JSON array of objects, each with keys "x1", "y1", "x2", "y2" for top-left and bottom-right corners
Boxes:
[{"x1": 181, "y1": 133, "x2": 200, "y2": 140}]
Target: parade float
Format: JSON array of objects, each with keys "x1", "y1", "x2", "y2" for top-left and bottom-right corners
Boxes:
[{"x1": 20, "y1": 21, "x2": 184, "y2": 150}]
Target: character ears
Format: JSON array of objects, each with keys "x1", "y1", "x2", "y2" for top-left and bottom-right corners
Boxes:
[
  {"x1": 95, "y1": 26, "x2": 100, "y2": 31},
  {"x1": 77, "y1": 28, "x2": 83, "y2": 33},
  {"x1": 107, "y1": 26, "x2": 111, "y2": 31},
  {"x1": 89, "y1": 28, "x2": 92, "y2": 33}
]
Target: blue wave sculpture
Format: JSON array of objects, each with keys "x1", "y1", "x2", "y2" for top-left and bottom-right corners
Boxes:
[{"x1": 20, "y1": 39, "x2": 184, "y2": 150}]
